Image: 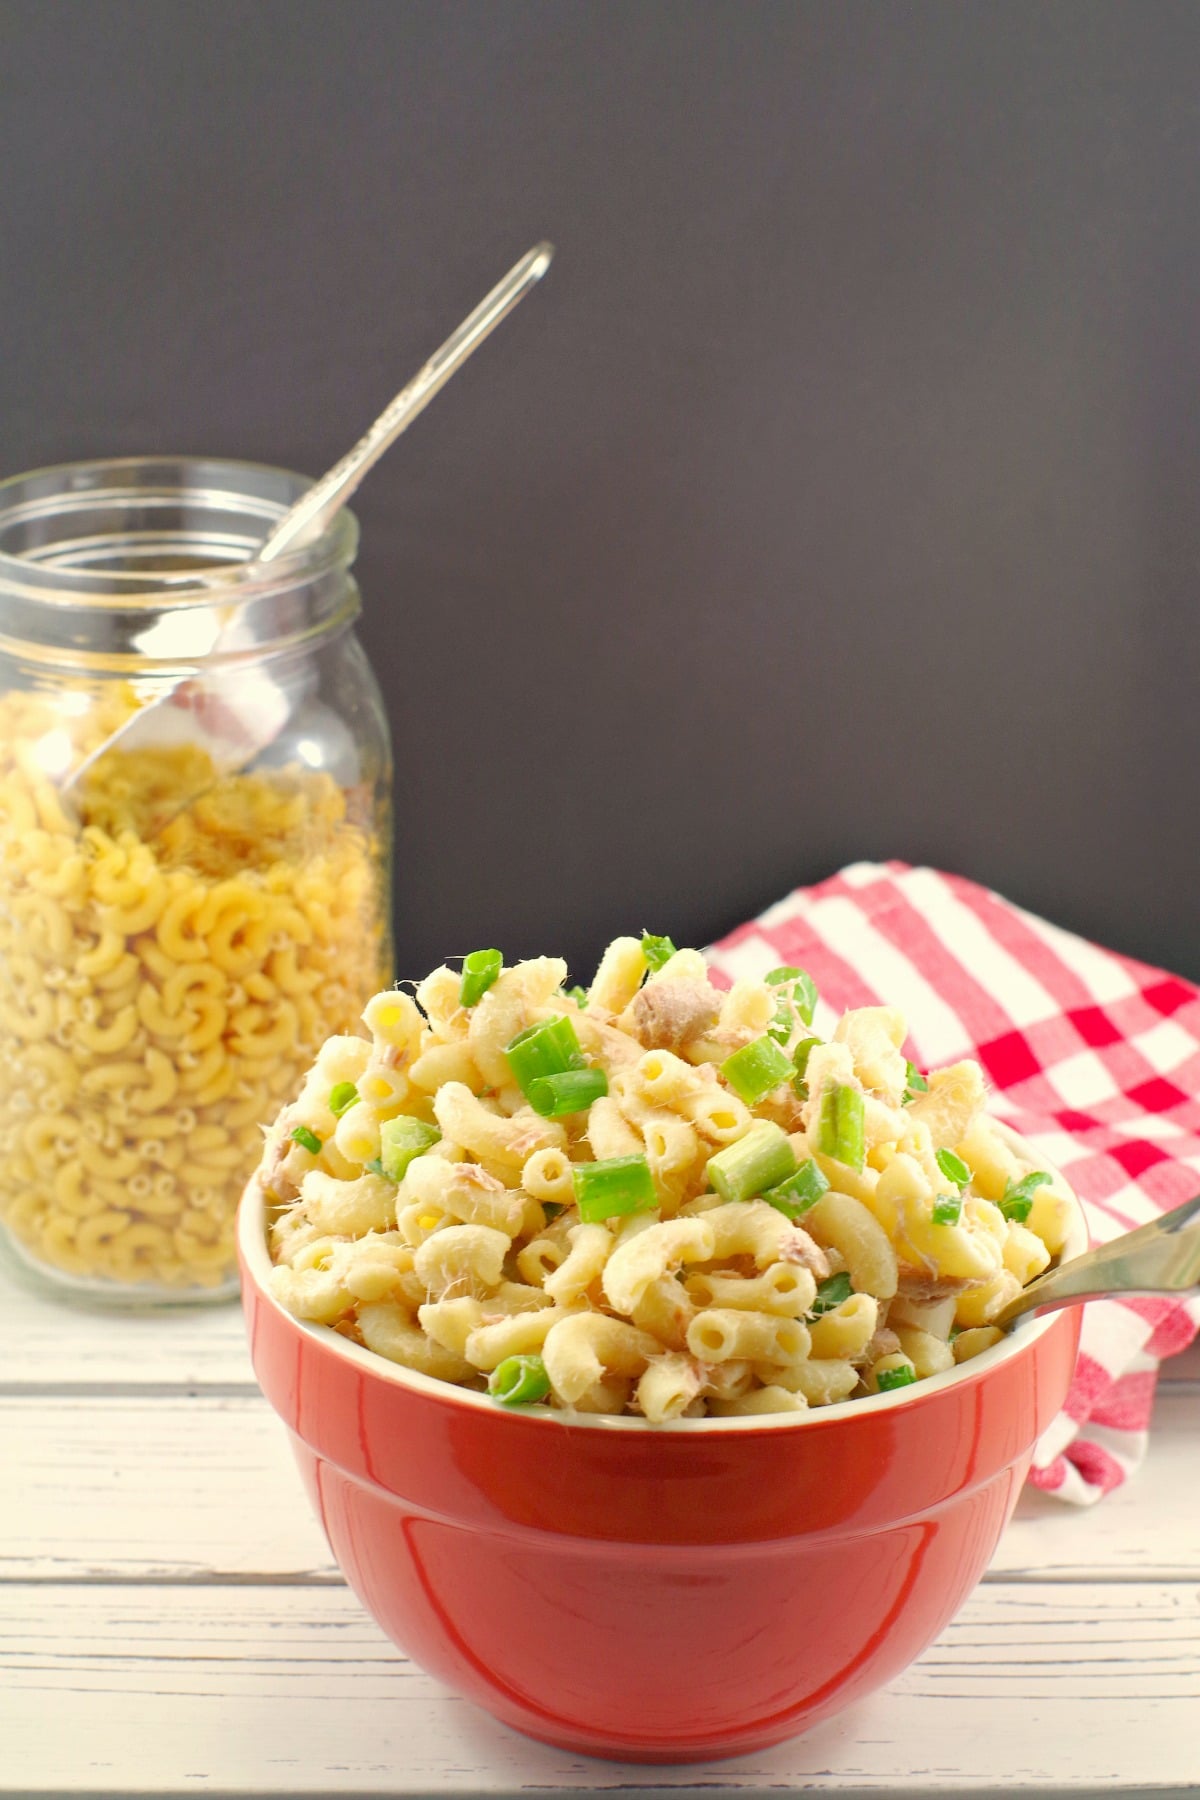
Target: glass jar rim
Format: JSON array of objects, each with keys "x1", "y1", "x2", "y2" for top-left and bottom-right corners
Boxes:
[
  {"x1": 0, "y1": 456, "x2": 361, "y2": 671},
  {"x1": 0, "y1": 455, "x2": 358, "y2": 606}
]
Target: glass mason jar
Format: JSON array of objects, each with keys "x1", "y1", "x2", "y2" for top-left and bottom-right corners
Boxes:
[{"x1": 0, "y1": 458, "x2": 392, "y2": 1305}]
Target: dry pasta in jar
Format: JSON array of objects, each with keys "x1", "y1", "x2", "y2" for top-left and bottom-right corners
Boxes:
[
  {"x1": 0, "y1": 687, "x2": 388, "y2": 1297},
  {"x1": 259, "y1": 931, "x2": 1075, "y2": 1418},
  {"x1": 0, "y1": 453, "x2": 393, "y2": 1303}
]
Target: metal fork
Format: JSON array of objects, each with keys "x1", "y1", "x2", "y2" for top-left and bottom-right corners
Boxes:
[{"x1": 995, "y1": 1191, "x2": 1200, "y2": 1326}]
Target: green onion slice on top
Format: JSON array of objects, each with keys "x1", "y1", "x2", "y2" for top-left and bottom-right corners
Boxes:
[
  {"x1": 931, "y1": 1193, "x2": 963, "y2": 1225},
  {"x1": 809, "y1": 1270, "x2": 854, "y2": 1316},
  {"x1": 290, "y1": 1125, "x2": 322, "y2": 1155},
  {"x1": 876, "y1": 1364, "x2": 917, "y2": 1392},
  {"x1": 935, "y1": 1148, "x2": 971, "y2": 1191},
  {"x1": 640, "y1": 932, "x2": 677, "y2": 973},
  {"x1": 328, "y1": 1081, "x2": 360, "y2": 1118},
  {"x1": 488, "y1": 1354, "x2": 552, "y2": 1407},
  {"x1": 504, "y1": 1015, "x2": 585, "y2": 1097},
  {"x1": 765, "y1": 964, "x2": 819, "y2": 1027},
  {"x1": 573, "y1": 1154, "x2": 657, "y2": 1223},
  {"x1": 790, "y1": 1033, "x2": 821, "y2": 1098},
  {"x1": 762, "y1": 1157, "x2": 829, "y2": 1221},
  {"x1": 706, "y1": 1120, "x2": 796, "y2": 1206},
  {"x1": 720, "y1": 1034, "x2": 794, "y2": 1106},
  {"x1": 379, "y1": 1115, "x2": 442, "y2": 1182},
  {"x1": 527, "y1": 1068, "x2": 608, "y2": 1118},
  {"x1": 459, "y1": 949, "x2": 503, "y2": 1008},
  {"x1": 813, "y1": 1083, "x2": 866, "y2": 1171},
  {"x1": 903, "y1": 1060, "x2": 929, "y2": 1104},
  {"x1": 999, "y1": 1171, "x2": 1051, "y2": 1223}
]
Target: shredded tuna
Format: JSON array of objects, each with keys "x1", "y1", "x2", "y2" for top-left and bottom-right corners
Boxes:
[
  {"x1": 860, "y1": 1327, "x2": 902, "y2": 1364},
  {"x1": 259, "y1": 1129, "x2": 300, "y2": 1204},
  {"x1": 896, "y1": 1269, "x2": 976, "y2": 1302},
  {"x1": 509, "y1": 1126, "x2": 557, "y2": 1161},
  {"x1": 780, "y1": 1230, "x2": 831, "y2": 1280},
  {"x1": 627, "y1": 978, "x2": 722, "y2": 1050},
  {"x1": 756, "y1": 1088, "x2": 808, "y2": 1133},
  {"x1": 454, "y1": 1162, "x2": 505, "y2": 1192},
  {"x1": 576, "y1": 1014, "x2": 644, "y2": 1069}
]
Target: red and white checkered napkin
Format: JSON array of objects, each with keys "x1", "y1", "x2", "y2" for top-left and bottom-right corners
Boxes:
[{"x1": 706, "y1": 861, "x2": 1200, "y2": 1505}]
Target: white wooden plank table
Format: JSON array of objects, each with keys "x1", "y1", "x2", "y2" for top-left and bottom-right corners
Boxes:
[{"x1": 3, "y1": 1264, "x2": 1197, "y2": 1800}]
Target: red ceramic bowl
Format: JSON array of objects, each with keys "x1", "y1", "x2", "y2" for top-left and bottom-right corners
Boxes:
[{"x1": 239, "y1": 1136, "x2": 1084, "y2": 1764}]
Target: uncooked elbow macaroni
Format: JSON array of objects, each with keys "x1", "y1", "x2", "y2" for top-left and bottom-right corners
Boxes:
[
  {"x1": 260, "y1": 934, "x2": 1072, "y2": 1418},
  {"x1": 0, "y1": 686, "x2": 387, "y2": 1292}
]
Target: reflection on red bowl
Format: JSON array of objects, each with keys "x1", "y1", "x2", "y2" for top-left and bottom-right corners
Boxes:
[{"x1": 238, "y1": 1143, "x2": 1084, "y2": 1764}]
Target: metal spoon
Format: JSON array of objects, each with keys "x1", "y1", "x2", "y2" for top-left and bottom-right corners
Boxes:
[
  {"x1": 59, "y1": 240, "x2": 554, "y2": 818},
  {"x1": 251, "y1": 239, "x2": 554, "y2": 564},
  {"x1": 995, "y1": 1190, "x2": 1200, "y2": 1326}
]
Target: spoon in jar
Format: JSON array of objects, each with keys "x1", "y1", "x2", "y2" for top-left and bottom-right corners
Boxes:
[
  {"x1": 58, "y1": 240, "x2": 554, "y2": 822},
  {"x1": 239, "y1": 239, "x2": 553, "y2": 565},
  {"x1": 994, "y1": 1190, "x2": 1200, "y2": 1326}
]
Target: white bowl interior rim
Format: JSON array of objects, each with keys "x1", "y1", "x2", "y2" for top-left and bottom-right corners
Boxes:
[{"x1": 239, "y1": 1121, "x2": 1087, "y2": 1433}]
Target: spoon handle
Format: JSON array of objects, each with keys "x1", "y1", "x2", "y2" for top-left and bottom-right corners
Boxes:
[
  {"x1": 996, "y1": 1190, "x2": 1200, "y2": 1325},
  {"x1": 258, "y1": 240, "x2": 554, "y2": 564}
]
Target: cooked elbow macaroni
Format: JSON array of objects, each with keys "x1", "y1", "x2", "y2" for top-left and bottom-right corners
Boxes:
[
  {"x1": 0, "y1": 686, "x2": 387, "y2": 1292},
  {"x1": 260, "y1": 935, "x2": 1070, "y2": 1418}
]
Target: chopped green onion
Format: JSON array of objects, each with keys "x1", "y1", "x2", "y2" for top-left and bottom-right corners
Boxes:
[
  {"x1": 573, "y1": 1154, "x2": 657, "y2": 1223},
  {"x1": 932, "y1": 1194, "x2": 963, "y2": 1225},
  {"x1": 459, "y1": 949, "x2": 502, "y2": 1007},
  {"x1": 706, "y1": 1121, "x2": 796, "y2": 1205},
  {"x1": 328, "y1": 1081, "x2": 360, "y2": 1118},
  {"x1": 504, "y1": 1016, "x2": 585, "y2": 1097},
  {"x1": 764, "y1": 988, "x2": 791, "y2": 1045},
  {"x1": 903, "y1": 1060, "x2": 929, "y2": 1104},
  {"x1": 765, "y1": 964, "x2": 818, "y2": 1025},
  {"x1": 379, "y1": 1115, "x2": 442, "y2": 1182},
  {"x1": 762, "y1": 1158, "x2": 829, "y2": 1221},
  {"x1": 876, "y1": 1365, "x2": 917, "y2": 1392},
  {"x1": 813, "y1": 1083, "x2": 866, "y2": 1170},
  {"x1": 488, "y1": 1354, "x2": 552, "y2": 1407},
  {"x1": 565, "y1": 984, "x2": 589, "y2": 1008},
  {"x1": 640, "y1": 932, "x2": 677, "y2": 973},
  {"x1": 935, "y1": 1148, "x2": 971, "y2": 1191},
  {"x1": 363, "y1": 1157, "x2": 386, "y2": 1179},
  {"x1": 837, "y1": 1088, "x2": 866, "y2": 1169},
  {"x1": 1000, "y1": 1171, "x2": 1051, "y2": 1223},
  {"x1": 834, "y1": 1086, "x2": 866, "y2": 1169},
  {"x1": 809, "y1": 1271, "x2": 854, "y2": 1316},
  {"x1": 290, "y1": 1125, "x2": 322, "y2": 1155},
  {"x1": 790, "y1": 1034, "x2": 821, "y2": 1097},
  {"x1": 527, "y1": 1068, "x2": 609, "y2": 1117},
  {"x1": 720, "y1": 1034, "x2": 794, "y2": 1106}
]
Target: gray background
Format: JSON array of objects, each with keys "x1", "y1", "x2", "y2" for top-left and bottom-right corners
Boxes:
[{"x1": 2, "y1": 0, "x2": 1198, "y2": 982}]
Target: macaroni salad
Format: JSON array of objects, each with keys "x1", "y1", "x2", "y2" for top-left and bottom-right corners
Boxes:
[{"x1": 261, "y1": 935, "x2": 1074, "y2": 1419}]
